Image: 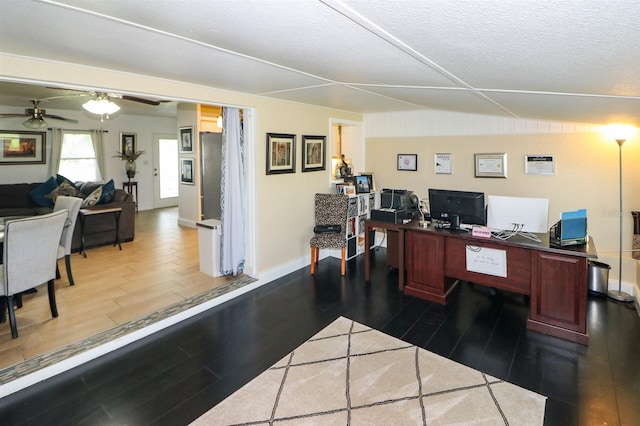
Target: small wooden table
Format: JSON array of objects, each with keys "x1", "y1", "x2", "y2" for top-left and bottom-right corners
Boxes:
[
  {"x1": 122, "y1": 181, "x2": 138, "y2": 212},
  {"x1": 78, "y1": 207, "x2": 122, "y2": 258}
]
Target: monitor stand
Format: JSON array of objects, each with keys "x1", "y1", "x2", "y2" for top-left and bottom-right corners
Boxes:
[{"x1": 447, "y1": 215, "x2": 469, "y2": 233}]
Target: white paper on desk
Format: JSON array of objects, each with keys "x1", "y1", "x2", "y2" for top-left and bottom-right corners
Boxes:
[{"x1": 465, "y1": 246, "x2": 507, "y2": 277}]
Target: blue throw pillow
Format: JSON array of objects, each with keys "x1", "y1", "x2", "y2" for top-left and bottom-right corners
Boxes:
[
  {"x1": 29, "y1": 176, "x2": 58, "y2": 207},
  {"x1": 56, "y1": 174, "x2": 74, "y2": 186},
  {"x1": 97, "y1": 179, "x2": 115, "y2": 204}
]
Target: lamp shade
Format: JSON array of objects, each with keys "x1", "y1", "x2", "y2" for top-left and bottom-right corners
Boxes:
[
  {"x1": 604, "y1": 124, "x2": 637, "y2": 141},
  {"x1": 23, "y1": 116, "x2": 47, "y2": 129},
  {"x1": 83, "y1": 98, "x2": 120, "y2": 115}
]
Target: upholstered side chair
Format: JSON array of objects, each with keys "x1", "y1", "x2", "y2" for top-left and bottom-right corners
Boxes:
[
  {"x1": 0, "y1": 210, "x2": 67, "y2": 338},
  {"x1": 310, "y1": 193, "x2": 349, "y2": 276},
  {"x1": 53, "y1": 196, "x2": 83, "y2": 286}
]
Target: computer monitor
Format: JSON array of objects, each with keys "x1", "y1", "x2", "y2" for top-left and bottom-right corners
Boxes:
[
  {"x1": 428, "y1": 189, "x2": 486, "y2": 230},
  {"x1": 486, "y1": 195, "x2": 549, "y2": 233}
]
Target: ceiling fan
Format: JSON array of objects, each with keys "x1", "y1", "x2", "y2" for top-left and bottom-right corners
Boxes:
[
  {"x1": 0, "y1": 99, "x2": 78, "y2": 129},
  {"x1": 47, "y1": 88, "x2": 164, "y2": 122}
]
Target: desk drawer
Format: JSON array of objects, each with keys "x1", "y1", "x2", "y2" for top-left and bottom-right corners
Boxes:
[{"x1": 444, "y1": 237, "x2": 531, "y2": 294}]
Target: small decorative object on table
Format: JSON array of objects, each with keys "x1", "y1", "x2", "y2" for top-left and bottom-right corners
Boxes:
[{"x1": 114, "y1": 148, "x2": 145, "y2": 180}]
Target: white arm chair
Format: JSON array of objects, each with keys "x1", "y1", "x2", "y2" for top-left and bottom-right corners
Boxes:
[
  {"x1": 53, "y1": 196, "x2": 83, "y2": 286},
  {"x1": 0, "y1": 210, "x2": 67, "y2": 338}
]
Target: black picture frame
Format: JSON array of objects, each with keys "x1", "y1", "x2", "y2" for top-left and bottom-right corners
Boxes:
[
  {"x1": 179, "y1": 126, "x2": 193, "y2": 153},
  {"x1": 355, "y1": 175, "x2": 370, "y2": 193},
  {"x1": 180, "y1": 158, "x2": 194, "y2": 184},
  {"x1": 266, "y1": 132, "x2": 296, "y2": 174},
  {"x1": 120, "y1": 132, "x2": 136, "y2": 156},
  {"x1": 301, "y1": 135, "x2": 326, "y2": 172},
  {"x1": 397, "y1": 154, "x2": 417, "y2": 171}
]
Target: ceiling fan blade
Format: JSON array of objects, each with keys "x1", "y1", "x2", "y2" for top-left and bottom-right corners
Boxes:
[
  {"x1": 43, "y1": 113, "x2": 79, "y2": 123},
  {"x1": 121, "y1": 95, "x2": 161, "y2": 106},
  {"x1": 0, "y1": 113, "x2": 28, "y2": 118}
]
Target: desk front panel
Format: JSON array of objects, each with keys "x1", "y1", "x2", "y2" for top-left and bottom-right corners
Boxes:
[
  {"x1": 530, "y1": 251, "x2": 588, "y2": 336},
  {"x1": 405, "y1": 230, "x2": 457, "y2": 303},
  {"x1": 444, "y1": 236, "x2": 531, "y2": 295}
]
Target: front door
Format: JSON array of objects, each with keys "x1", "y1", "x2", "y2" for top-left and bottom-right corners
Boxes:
[{"x1": 153, "y1": 133, "x2": 179, "y2": 208}]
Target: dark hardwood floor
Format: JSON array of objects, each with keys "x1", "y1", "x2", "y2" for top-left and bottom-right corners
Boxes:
[{"x1": 0, "y1": 249, "x2": 639, "y2": 425}]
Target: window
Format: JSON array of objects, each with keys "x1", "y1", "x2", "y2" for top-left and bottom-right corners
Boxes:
[{"x1": 58, "y1": 132, "x2": 101, "y2": 182}]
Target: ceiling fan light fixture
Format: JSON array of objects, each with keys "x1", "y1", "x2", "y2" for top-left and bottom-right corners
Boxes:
[
  {"x1": 23, "y1": 116, "x2": 47, "y2": 129},
  {"x1": 82, "y1": 98, "x2": 120, "y2": 115}
]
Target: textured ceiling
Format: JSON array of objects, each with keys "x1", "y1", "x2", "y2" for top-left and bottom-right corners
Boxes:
[{"x1": 1, "y1": 0, "x2": 639, "y2": 125}]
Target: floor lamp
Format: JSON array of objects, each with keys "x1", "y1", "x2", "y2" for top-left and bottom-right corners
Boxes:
[{"x1": 606, "y1": 124, "x2": 637, "y2": 302}]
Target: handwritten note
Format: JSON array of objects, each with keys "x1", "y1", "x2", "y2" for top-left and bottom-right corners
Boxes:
[{"x1": 465, "y1": 246, "x2": 507, "y2": 277}]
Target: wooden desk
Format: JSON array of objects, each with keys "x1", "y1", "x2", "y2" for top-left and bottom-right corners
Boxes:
[
  {"x1": 122, "y1": 181, "x2": 138, "y2": 212},
  {"x1": 364, "y1": 218, "x2": 411, "y2": 288},
  {"x1": 364, "y1": 219, "x2": 597, "y2": 345}
]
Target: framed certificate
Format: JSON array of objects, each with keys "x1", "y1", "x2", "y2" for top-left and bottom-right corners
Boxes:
[
  {"x1": 475, "y1": 153, "x2": 507, "y2": 178},
  {"x1": 525, "y1": 155, "x2": 555, "y2": 175},
  {"x1": 397, "y1": 154, "x2": 417, "y2": 171},
  {"x1": 434, "y1": 153, "x2": 452, "y2": 174}
]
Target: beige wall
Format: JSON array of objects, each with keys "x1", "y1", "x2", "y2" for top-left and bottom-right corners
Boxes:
[
  {"x1": 366, "y1": 132, "x2": 640, "y2": 286},
  {"x1": 0, "y1": 54, "x2": 362, "y2": 278}
]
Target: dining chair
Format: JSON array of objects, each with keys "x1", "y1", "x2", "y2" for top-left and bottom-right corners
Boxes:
[
  {"x1": 310, "y1": 193, "x2": 349, "y2": 276},
  {"x1": 53, "y1": 196, "x2": 83, "y2": 286},
  {"x1": 0, "y1": 210, "x2": 67, "y2": 338}
]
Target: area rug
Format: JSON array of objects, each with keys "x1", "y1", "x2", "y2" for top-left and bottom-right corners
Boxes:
[{"x1": 192, "y1": 316, "x2": 546, "y2": 425}]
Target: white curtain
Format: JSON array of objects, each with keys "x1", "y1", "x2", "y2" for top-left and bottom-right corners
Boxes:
[
  {"x1": 49, "y1": 128, "x2": 64, "y2": 176},
  {"x1": 89, "y1": 130, "x2": 106, "y2": 180},
  {"x1": 220, "y1": 107, "x2": 245, "y2": 275}
]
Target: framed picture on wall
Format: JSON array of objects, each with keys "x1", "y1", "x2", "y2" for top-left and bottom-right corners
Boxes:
[
  {"x1": 301, "y1": 135, "x2": 326, "y2": 172},
  {"x1": 0, "y1": 131, "x2": 46, "y2": 165},
  {"x1": 434, "y1": 153, "x2": 452, "y2": 174},
  {"x1": 475, "y1": 153, "x2": 507, "y2": 178},
  {"x1": 179, "y1": 126, "x2": 193, "y2": 153},
  {"x1": 120, "y1": 132, "x2": 136, "y2": 156},
  {"x1": 266, "y1": 132, "x2": 296, "y2": 174},
  {"x1": 180, "y1": 158, "x2": 194, "y2": 184},
  {"x1": 397, "y1": 154, "x2": 417, "y2": 171}
]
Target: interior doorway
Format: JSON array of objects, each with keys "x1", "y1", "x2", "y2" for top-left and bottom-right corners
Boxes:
[{"x1": 153, "y1": 133, "x2": 179, "y2": 208}]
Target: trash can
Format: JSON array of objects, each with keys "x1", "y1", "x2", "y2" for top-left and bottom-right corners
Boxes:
[
  {"x1": 196, "y1": 219, "x2": 222, "y2": 277},
  {"x1": 587, "y1": 260, "x2": 610, "y2": 296}
]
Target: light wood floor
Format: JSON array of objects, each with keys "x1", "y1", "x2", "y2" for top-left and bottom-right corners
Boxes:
[{"x1": 0, "y1": 207, "x2": 238, "y2": 370}]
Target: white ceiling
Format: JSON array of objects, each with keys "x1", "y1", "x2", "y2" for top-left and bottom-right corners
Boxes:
[{"x1": 1, "y1": 0, "x2": 640, "y2": 125}]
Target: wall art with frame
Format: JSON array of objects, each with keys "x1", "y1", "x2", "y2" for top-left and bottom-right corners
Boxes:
[
  {"x1": 475, "y1": 153, "x2": 507, "y2": 178},
  {"x1": 180, "y1": 158, "x2": 194, "y2": 185},
  {"x1": 397, "y1": 154, "x2": 417, "y2": 171},
  {"x1": 266, "y1": 132, "x2": 296, "y2": 174},
  {"x1": 301, "y1": 135, "x2": 326, "y2": 172},
  {"x1": 0, "y1": 131, "x2": 46, "y2": 165},
  {"x1": 120, "y1": 132, "x2": 136, "y2": 156},
  {"x1": 179, "y1": 126, "x2": 193, "y2": 153}
]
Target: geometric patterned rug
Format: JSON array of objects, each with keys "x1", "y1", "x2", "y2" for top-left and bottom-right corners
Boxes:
[{"x1": 192, "y1": 316, "x2": 546, "y2": 425}]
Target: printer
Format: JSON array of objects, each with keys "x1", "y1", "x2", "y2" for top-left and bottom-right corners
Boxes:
[
  {"x1": 550, "y1": 209, "x2": 588, "y2": 246},
  {"x1": 370, "y1": 189, "x2": 420, "y2": 224}
]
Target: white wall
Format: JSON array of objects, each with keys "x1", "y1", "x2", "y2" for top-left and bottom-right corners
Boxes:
[
  {"x1": 0, "y1": 54, "x2": 362, "y2": 280},
  {"x1": 176, "y1": 103, "x2": 199, "y2": 227}
]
